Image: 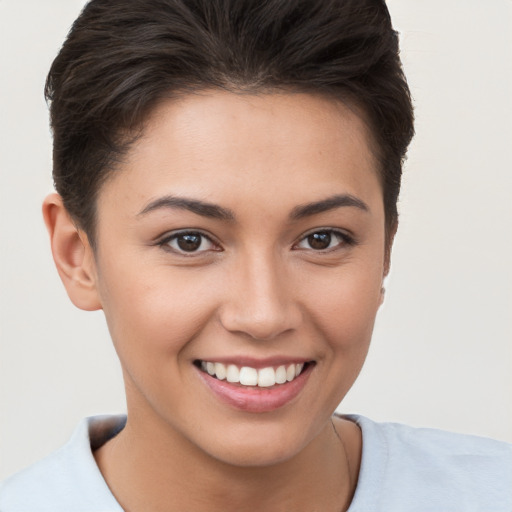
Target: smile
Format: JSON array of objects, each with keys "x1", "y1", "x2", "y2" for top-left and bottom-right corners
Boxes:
[
  {"x1": 197, "y1": 361, "x2": 307, "y2": 388},
  {"x1": 195, "y1": 359, "x2": 315, "y2": 413}
]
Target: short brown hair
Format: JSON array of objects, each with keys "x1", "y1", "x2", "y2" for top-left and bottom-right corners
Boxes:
[{"x1": 45, "y1": 0, "x2": 414, "y2": 246}]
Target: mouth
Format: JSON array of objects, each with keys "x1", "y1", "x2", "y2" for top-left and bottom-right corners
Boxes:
[
  {"x1": 194, "y1": 359, "x2": 315, "y2": 413},
  {"x1": 194, "y1": 360, "x2": 312, "y2": 388}
]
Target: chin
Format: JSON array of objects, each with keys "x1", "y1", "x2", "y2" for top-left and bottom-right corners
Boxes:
[
  {"x1": 209, "y1": 436, "x2": 305, "y2": 468},
  {"x1": 189, "y1": 414, "x2": 322, "y2": 469}
]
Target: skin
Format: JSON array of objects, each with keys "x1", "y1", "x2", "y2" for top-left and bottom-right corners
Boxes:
[{"x1": 44, "y1": 91, "x2": 389, "y2": 511}]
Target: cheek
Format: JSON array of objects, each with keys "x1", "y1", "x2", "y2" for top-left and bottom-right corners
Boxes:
[
  {"x1": 96, "y1": 257, "x2": 222, "y2": 359},
  {"x1": 306, "y1": 261, "x2": 384, "y2": 352}
]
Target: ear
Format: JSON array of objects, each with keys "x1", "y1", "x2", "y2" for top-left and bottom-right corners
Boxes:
[
  {"x1": 381, "y1": 220, "x2": 398, "y2": 305},
  {"x1": 383, "y1": 220, "x2": 398, "y2": 278},
  {"x1": 42, "y1": 193, "x2": 102, "y2": 311}
]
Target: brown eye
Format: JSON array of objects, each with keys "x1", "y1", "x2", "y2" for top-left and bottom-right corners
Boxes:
[
  {"x1": 177, "y1": 234, "x2": 202, "y2": 252},
  {"x1": 163, "y1": 231, "x2": 217, "y2": 254},
  {"x1": 307, "y1": 232, "x2": 332, "y2": 250},
  {"x1": 295, "y1": 229, "x2": 353, "y2": 251}
]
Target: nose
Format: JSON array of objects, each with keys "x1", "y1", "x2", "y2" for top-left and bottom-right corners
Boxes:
[{"x1": 219, "y1": 253, "x2": 302, "y2": 341}]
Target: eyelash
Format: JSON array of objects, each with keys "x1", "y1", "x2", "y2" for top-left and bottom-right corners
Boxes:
[
  {"x1": 158, "y1": 230, "x2": 220, "y2": 255},
  {"x1": 293, "y1": 228, "x2": 356, "y2": 252},
  {"x1": 157, "y1": 228, "x2": 355, "y2": 256}
]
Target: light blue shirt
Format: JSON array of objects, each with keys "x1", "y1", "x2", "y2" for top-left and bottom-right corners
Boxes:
[{"x1": 1, "y1": 414, "x2": 511, "y2": 511}]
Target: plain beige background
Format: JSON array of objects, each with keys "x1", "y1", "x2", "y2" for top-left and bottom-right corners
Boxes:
[{"x1": 1, "y1": 0, "x2": 511, "y2": 479}]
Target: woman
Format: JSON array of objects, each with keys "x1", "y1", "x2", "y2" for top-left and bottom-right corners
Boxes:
[{"x1": 1, "y1": 0, "x2": 510, "y2": 510}]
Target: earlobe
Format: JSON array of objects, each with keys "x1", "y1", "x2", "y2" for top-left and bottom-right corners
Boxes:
[
  {"x1": 380, "y1": 220, "x2": 398, "y2": 306},
  {"x1": 42, "y1": 193, "x2": 102, "y2": 311},
  {"x1": 383, "y1": 220, "x2": 398, "y2": 278}
]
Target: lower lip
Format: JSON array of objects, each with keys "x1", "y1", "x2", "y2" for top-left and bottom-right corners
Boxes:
[{"x1": 197, "y1": 365, "x2": 313, "y2": 413}]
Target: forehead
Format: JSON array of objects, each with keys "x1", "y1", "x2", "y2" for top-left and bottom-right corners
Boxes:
[{"x1": 98, "y1": 91, "x2": 382, "y2": 218}]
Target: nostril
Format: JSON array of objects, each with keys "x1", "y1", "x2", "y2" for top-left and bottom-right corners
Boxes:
[
  {"x1": 219, "y1": 308, "x2": 302, "y2": 341},
  {"x1": 218, "y1": 266, "x2": 302, "y2": 340}
]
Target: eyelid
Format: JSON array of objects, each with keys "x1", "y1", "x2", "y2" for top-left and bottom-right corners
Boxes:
[
  {"x1": 293, "y1": 227, "x2": 356, "y2": 251},
  {"x1": 157, "y1": 229, "x2": 222, "y2": 255}
]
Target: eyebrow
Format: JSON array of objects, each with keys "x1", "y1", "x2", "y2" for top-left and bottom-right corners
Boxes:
[
  {"x1": 290, "y1": 194, "x2": 369, "y2": 219},
  {"x1": 138, "y1": 195, "x2": 235, "y2": 221},
  {"x1": 138, "y1": 193, "x2": 368, "y2": 222}
]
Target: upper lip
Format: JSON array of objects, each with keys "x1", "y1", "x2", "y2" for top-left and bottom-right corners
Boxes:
[{"x1": 194, "y1": 356, "x2": 313, "y2": 369}]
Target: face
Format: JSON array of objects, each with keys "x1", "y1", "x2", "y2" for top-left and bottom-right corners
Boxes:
[{"x1": 89, "y1": 91, "x2": 387, "y2": 466}]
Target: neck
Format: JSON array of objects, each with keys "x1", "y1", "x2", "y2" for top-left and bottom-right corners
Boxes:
[{"x1": 94, "y1": 411, "x2": 359, "y2": 512}]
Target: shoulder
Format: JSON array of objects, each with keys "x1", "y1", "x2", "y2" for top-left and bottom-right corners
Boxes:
[
  {"x1": 359, "y1": 414, "x2": 512, "y2": 460},
  {"x1": 0, "y1": 415, "x2": 125, "y2": 512},
  {"x1": 346, "y1": 415, "x2": 512, "y2": 512}
]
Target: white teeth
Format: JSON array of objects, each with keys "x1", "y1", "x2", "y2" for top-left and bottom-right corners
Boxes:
[
  {"x1": 286, "y1": 364, "x2": 296, "y2": 382},
  {"x1": 214, "y1": 362, "x2": 226, "y2": 380},
  {"x1": 258, "y1": 367, "x2": 276, "y2": 387},
  {"x1": 275, "y1": 365, "x2": 287, "y2": 384},
  {"x1": 239, "y1": 367, "x2": 258, "y2": 386},
  {"x1": 200, "y1": 360, "x2": 307, "y2": 387},
  {"x1": 226, "y1": 364, "x2": 240, "y2": 383}
]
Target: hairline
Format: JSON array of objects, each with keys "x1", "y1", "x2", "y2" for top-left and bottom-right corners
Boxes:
[{"x1": 79, "y1": 86, "x2": 394, "y2": 254}]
